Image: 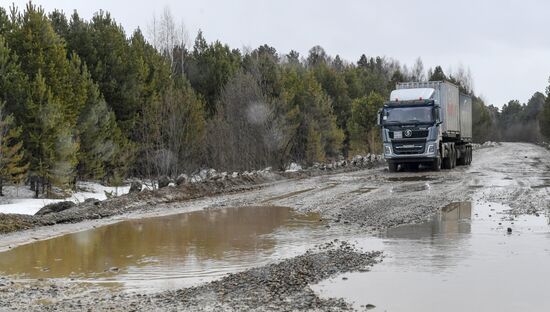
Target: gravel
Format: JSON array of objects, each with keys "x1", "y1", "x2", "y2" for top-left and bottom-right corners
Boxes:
[{"x1": 0, "y1": 242, "x2": 382, "y2": 311}]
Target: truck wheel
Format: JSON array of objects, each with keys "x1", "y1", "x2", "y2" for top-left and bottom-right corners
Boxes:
[
  {"x1": 451, "y1": 147, "x2": 456, "y2": 168},
  {"x1": 388, "y1": 162, "x2": 398, "y2": 172},
  {"x1": 432, "y1": 157, "x2": 441, "y2": 171},
  {"x1": 442, "y1": 148, "x2": 452, "y2": 169},
  {"x1": 456, "y1": 146, "x2": 465, "y2": 166}
]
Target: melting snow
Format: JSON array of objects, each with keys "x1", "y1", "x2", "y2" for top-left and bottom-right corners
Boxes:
[{"x1": 0, "y1": 181, "x2": 130, "y2": 215}]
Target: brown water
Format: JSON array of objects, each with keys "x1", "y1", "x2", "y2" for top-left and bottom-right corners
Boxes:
[
  {"x1": 0, "y1": 206, "x2": 333, "y2": 292},
  {"x1": 313, "y1": 200, "x2": 550, "y2": 312}
]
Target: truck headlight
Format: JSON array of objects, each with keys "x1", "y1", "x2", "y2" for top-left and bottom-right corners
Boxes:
[
  {"x1": 384, "y1": 145, "x2": 392, "y2": 155},
  {"x1": 427, "y1": 144, "x2": 435, "y2": 154}
]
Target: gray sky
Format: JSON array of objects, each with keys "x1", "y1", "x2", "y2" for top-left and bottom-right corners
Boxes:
[{"x1": 3, "y1": 0, "x2": 550, "y2": 107}]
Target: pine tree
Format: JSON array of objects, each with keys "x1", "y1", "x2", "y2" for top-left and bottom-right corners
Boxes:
[
  {"x1": 305, "y1": 124, "x2": 323, "y2": 165},
  {"x1": 77, "y1": 64, "x2": 129, "y2": 181},
  {"x1": 187, "y1": 31, "x2": 241, "y2": 117},
  {"x1": 0, "y1": 102, "x2": 28, "y2": 195},
  {"x1": 25, "y1": 73, "x2": 76, "y2": 196},
  {"x1": 349, "y1": 92, "x2": 384, "y2": 153},
  {"x1": 539, "y1": 80, "x2": 550, "y2": 140},
  {"x1": 280, "y1": 68, "x2": 343, "y2": 164},
  {"x1": 0, "y1": 35, "x2": 28, "y2": 125},
  {"x1": 429, "y1": 66, "x2": 447, "y2": 81},
  {"x1": 6, "y1": 4, "x2": 89, "y2": 194}
]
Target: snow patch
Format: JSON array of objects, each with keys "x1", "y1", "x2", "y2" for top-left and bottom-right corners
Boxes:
[
  {"x1": 285, "y1": 163, "x2": 302, "y2": 172},
  {"x1": 0, "y1": 181, "x2": 130, "y2": 215}
]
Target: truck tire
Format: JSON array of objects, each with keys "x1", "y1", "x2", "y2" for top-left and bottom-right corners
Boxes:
[
  {"x1": 451, "y1": 147, "x2": 456, "y2": 168},
  {"x1": 388, "y1": 162, "x2": 398, "y2": 172},
  {"x1": 432, "y1": 157, "x2": 441, "y2": 171},
  {"x1": 442, "y1": 146, "x2": 452, "y2": 169},
  {"x1": 456, "y1": 146, "x2": 466, "y2": 166}
]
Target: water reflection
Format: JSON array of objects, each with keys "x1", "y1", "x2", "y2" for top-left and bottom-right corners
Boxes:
[
  {"x1": 386, "y1": 202, "x2": 472, "y2": 239},
  {"x1": 314, "y1": 200, "x2": 550, "y2": 312},
  {"x1": 0, "y1": 206, "x2": 323, "y2": 290}
]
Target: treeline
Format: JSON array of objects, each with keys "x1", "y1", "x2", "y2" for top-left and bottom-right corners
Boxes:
[
  {"x1": 469, "y1": 87, "x2": 548, "y2": 144},
  {"x1": 0, "y1": 4, "x2": 543, "y2": 197},
  {"x1": 428, "y1": 65, "x2": 548, "y2": 143}
]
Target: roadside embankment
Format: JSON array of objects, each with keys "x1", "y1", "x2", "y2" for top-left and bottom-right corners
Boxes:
[{"x1": 0, "y1": 155, "x2": 384, "y2": 235}]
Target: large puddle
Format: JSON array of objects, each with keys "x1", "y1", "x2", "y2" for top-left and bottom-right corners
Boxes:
[
  {"x1": 0, "y1": 206, "x2": 343, "y2": 292},
  {"x1": 313, "y1": 200, "x2": 550, "y2": 311},
  {"x1": 2, "y1": 195, "x2": 550, "y2": 310}
]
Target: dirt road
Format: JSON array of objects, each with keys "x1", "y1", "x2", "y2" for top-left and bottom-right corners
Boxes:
[{"x1": 1, "y1": 142, "x2": 549, "y2": 311}]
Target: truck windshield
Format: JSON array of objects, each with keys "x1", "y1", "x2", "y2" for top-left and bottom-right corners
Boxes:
[{"x1": 383, "y1": 106, "x2": 433, "y2": 124}]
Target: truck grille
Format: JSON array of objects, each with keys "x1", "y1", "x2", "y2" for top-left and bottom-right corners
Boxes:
[
  {"x1": 389, "y1": 130, "x2": 429, "y2": 139},
  {"x1": 392, "y1": 142, "x2": 426, "y2": 155}
]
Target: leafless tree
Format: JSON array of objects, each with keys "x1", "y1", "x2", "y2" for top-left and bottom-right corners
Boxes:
[
  {"x1": 411, "y1": 57, "x2": 425, "y2": 82},
  {"x1": 206, "y1": 71, "x2": 284, "y2": 171},
  {"x1": 148, "y1": 7, "x2": 190, "y2": 74}
]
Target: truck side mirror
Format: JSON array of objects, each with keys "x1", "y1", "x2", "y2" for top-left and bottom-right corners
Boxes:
[{"x1": 433, "y1": 107, "x2": 440, "y2": 123}]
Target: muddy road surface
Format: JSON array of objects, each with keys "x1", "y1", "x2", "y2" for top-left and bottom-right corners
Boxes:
[{"x1": 1, "y1": 142, "x2": 550, "y2": 311}]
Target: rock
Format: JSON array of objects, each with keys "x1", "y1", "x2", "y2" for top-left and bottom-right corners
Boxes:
[
  {"x1": 366, "y1": 304, "x2": 376, "y2": 310},
  {"x1": 158, "y1": 176, "x2": 170, "y2": 189},
  {"x1": 206, "y1": 169, "x2": 218, "y2": 180},
  {"x1": 199, "y1": 169, "x2": 209, "y2": 180},
  {"x1": 507, "y1": 227, "x2": 513, "y2": 234},
  {"x1": 84, "y1": 198, "x2": 101, "y2": 206},
  {"x1": 175, "y1": 174, "x2": 188, "y2": 185},
  {"x1": 104, "y1": 190, "x2": 114, "y2": 199},
  {"x1": 129, "y1": 181, "x2": 142, "y2": 193},
  {"x1": 190, "y1": 174, "x2": 203, "y2": 183},
  {"x1": 35, "y1": 201, "x2": 76, "y2": 216},
  {"x1": 286, "y1": 162, "x2": 302, "y2": 172},
  {"x1": 352, "y1": 155, "x2": 364, "y2": 166}
]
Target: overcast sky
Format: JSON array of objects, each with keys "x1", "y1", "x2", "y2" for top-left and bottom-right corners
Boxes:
[{"x1": 2, "y1": 0, "x2": 550, "y2": 107}]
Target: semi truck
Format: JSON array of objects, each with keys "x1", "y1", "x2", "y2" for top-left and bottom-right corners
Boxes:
[{"x1": 378, "y1": 81, "x2": 472, "y2": 172}]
